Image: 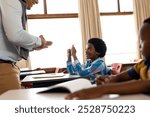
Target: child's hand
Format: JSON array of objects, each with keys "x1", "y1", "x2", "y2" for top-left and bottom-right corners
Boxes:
[
  {"x1": 71, "y1": 45, "x2": 77, "y2": 59},
  {"x1": 96, "y1": 75, "x2": 110, "y2": 85},
  {"x1": 67, "y1": 49, "x2": 72, "y2": 61},
  {"x1": 65, "y1": 87, "x2": 104, "y2": 100}
]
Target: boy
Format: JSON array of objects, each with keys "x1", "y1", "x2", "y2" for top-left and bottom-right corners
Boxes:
[
  {"x1": 67, "y1": 38, "x2": 111, "y2": 84},
  {"x1": 65, "y1": 17, "x2": 150, "y2": 99}
]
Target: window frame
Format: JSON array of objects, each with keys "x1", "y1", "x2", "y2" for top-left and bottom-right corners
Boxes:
[{"x1": 28, "y1": 0, "x2": 133, "y2": 19}]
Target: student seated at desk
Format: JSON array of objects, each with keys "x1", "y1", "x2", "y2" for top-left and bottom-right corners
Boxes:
[
  {"x1": 65, "y1": 17, "x2": 150, "y2": 100},
  {"x1": 66, "y1": 38, "x2": 111, "y2": 84}
]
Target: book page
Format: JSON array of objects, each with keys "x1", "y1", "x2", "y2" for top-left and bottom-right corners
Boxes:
[{"x1": 38, "y1": 78, "x2": 95, "y2": 93}]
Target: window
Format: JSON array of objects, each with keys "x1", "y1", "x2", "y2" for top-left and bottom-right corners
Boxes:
[
  {"x1": 28, "y1": 18, "x2": 82, "y2": 68},
  {"x1": 27, "y1": 0, "x2": 137, "y2": 69},
  {"x1": 98, "y1": 0, "x2": 138, "y2": 65},
  {"x1": 120, "y1": 0, "x2": 133, "y2": 12},
  {"x1": 99, "y1": 0, "x2": 118, "y2": 12},
  {"x1": 27, "y1": 0, "x2": 82, "y2": 69},
  {"x1": 47, "y1": 0, "x2": 79, "y2": 14},
  {"x1": 27, "y1": 0, "x2": 44, "y2": 14}
]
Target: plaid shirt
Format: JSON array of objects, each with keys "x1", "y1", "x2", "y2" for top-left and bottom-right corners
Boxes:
[{"x1": 67, "y1": 58, "x2": 111, "y2": 83}]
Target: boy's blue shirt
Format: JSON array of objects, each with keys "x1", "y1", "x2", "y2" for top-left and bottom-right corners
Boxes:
[{"x1": 67, "y1": 58, "x2": 111, "y2": 83}]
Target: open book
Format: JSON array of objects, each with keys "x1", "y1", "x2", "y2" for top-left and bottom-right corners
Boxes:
[{"x1": 37, "y1": 78, "x2": 95, "y2": 93}]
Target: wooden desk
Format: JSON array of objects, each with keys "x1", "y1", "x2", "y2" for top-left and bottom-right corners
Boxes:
[
  {"x1": 20, "y1": 70, "x2": 45, "y2": 80},
  {"x1": 21, "y1": 73, "x2": 81, "y2": 87},
  {"x1": 121, "y1": 62, "x2": 137, "y2": 71},
  {"x1": 0, "y1": 88, "x2": 66, "y2": 100},
  {"x1": 0, "y1": 88, "x2": 149, "y2": 100}
]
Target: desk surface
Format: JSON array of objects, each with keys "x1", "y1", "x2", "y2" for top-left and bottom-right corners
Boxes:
[
  {"x1": 0, "y1": 88, "x2": 66, "y2": 100},
  {"x1": 21, "y1": 73, "x2": 80, "y2": 83},
  {"x1": 0, "y1": 88, "x2": 149, "y2": 100},
  {"x1": 20, "y1": 70, "x2": 45, "y2": 80}
]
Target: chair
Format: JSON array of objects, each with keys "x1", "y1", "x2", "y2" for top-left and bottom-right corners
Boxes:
[
  {"x1": 111, "y1": 63, "x2": 122, "y2": 75},
  {"x1": 55, "y1": 68, "x2": 68, "y2": 73},
  {"x1": 55, "y1": 68, "x2": 60, "y2": 73}
]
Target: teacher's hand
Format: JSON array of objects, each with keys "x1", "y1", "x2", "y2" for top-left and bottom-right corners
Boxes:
[{"x1": 34, "y1": 35, "x2": 53, "y2": 50}]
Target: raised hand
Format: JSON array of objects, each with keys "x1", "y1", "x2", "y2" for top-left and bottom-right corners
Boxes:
[
  {"x1": 67, "y1": 49, "x2": 72, "y2": 61},
  {"x1": 71, "y1": 45, "x2": 77, "y2": 60}
]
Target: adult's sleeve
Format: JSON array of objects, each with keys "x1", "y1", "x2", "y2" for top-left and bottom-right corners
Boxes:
[{"x1": 0, "y1": 0, "x2": 41, "y2": 50}]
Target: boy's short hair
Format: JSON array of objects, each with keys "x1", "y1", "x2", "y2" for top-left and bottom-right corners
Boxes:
[
  {"x1": 88, "y1": 38, "x2": 107, "y2": 57},
  {"x1": 143, "y1": 17, "x2": 150, "y2": 24}
]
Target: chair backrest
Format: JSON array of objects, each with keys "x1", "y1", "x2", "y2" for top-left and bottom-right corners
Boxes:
[
  {"x1": 111, "y1": 63, "x2": 122, "y2": 74},
  {"x1": 55, "y1": 68, "x2": 60, "y2": 73},
  {"x1": 55, "y1": 68, "x2": 69, "y2": 73}
]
